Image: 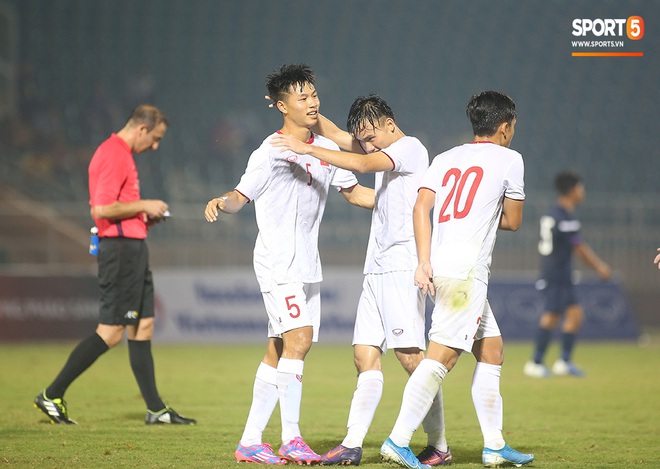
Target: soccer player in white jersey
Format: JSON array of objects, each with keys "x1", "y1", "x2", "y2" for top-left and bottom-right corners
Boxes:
[
  {"x1": 271, "y1": 94, "x2": 451, "y2": 466},
  {"x1": 204, "y1": 64, "x2": 374, "y2": 466},
  {"x1": 379, "y1": 91, "x2": 534, "y2": 469}
]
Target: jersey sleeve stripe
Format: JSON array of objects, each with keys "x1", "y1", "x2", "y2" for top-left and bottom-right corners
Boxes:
[
  {"x1": 234, "y1": 189, "x2": 251, "y2": 203},
  {"x1": 339, "y1": 182, "x2": 359, "y2": 192}
]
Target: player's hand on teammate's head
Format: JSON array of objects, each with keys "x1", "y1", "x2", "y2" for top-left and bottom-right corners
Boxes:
[{"x1": 265, "y1": 95, "x2": 275, "y2": 108}]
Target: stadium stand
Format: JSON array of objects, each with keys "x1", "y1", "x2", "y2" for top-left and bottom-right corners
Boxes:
[{"x1": 0, "y1": 0, "x2": 658, "y2": 327}]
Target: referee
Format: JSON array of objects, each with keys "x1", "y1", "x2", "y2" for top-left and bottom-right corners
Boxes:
[{"x1": 34, "y1": 105, "x2": 196, "y2": 426}]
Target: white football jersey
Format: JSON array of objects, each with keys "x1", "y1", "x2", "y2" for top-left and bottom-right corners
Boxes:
[
  {"x1": 364, "y1": 136, "x2": 429, "y2": 274},
  {"x1": 420, "y1": 142, "x2": 525, "y2": 282},
  {"x1": 235, "y1": 132, "x2": 358, "y2": 291}
]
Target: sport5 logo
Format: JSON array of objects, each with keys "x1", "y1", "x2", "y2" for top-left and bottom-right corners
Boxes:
[{"x1": 572, "y1": 16, "x2": 644, "y2": 40}]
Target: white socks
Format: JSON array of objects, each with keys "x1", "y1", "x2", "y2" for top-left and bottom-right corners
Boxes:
[
  {"x1": 239, "y1": 358, "x2": 451, "y2": 451},
  {"x1": 421, "y1": 384, "x2": 448, "y2": 452},
  {"x1": 240, "y1": 362, "x2": 279, "y2": 447},
  {"x1": 342, "y1": 370, "x2": 384, "y2": 448},
  {"x1": 277, "y1": 358, "x2": 305, "y2": 444},
  {"x1": 390, "y1": 359, "x2": 448, "y2": 447},
  {"x1": 472, "y1": 362, "x2": 505, "y2": 450}
]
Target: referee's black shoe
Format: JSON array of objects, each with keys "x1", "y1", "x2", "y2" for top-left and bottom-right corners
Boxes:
[
  {"x1": 145, "y1": 406, "x2": 196, "y2": 425},
  {"x1": 34, "y1": 390, "x2": 78, "y2": 424}
]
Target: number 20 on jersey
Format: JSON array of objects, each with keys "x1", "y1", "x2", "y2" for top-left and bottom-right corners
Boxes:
[{"x1": 438, "y1": 167, "x2": 484, "y2": 223}]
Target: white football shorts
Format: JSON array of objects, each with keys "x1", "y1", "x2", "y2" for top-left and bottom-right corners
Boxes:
[
  {"x1": 428, "y1": 275, "x2": 501, "y2": 353},
  {"x1": 353, "y1": 271, "x2": 426, "y2": 354},
  {"x1": 263, "y1": 282, "x2": 320, "y2": 342}
]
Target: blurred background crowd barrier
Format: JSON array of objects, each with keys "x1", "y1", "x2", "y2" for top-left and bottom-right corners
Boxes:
[{"x1": 0, "y1": 1, "x2": 657, "y2": 337}]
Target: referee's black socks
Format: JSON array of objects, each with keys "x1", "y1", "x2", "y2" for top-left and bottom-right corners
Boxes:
[
  {"x1": 128, "y1": 339, "x2": 166, "y2": 412},
  {"x1": 46, "y1": 332, "x2": 109, "y2": 399}
]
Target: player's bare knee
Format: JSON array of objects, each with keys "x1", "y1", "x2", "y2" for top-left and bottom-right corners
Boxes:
[
  {"x1": 353, "y1": 344, "x2": 382, "y2": 373},
  {"x1": 264, "y1": 338, "x2": 283, "y2": 365},
  {"x1": 395, "y1": 348, "x2": 424, "y2": 375},
  {"x1": 353, "y1": 355, "x2": 380, "y2": 374},
  {"x1": 283, "y1": 342, "x2": 312, "y2": 360},
  {"x1": 540, "y1": 312, "x2": 560, "y2": 329},
  {"x1": 282, "y1": 328, "x2": 313, "y2": 359},
  {"x1": 564, "y1": 306, "x2": 584, "y2": 331}
]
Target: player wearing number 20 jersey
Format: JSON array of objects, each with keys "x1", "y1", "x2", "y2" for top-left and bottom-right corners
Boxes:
[
  {"x1": 420, "y1": 141, "x2": 525, "y2": 284},
  {"x1": 382, "y1": 92, "x2": 533, "y2": 469}
]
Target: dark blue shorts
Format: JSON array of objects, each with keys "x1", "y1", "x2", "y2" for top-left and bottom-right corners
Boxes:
[
  {"x1": 537, "y1": 281, "x2": 578, "y2": 314},
  {"x1": 97, "y1": 237, "x2": 154, "y2": 325}
]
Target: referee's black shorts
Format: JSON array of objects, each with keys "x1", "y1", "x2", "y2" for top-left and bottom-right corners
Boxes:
[{"x1": 97, "y1": 237, "x2": 154, "y2": 326}]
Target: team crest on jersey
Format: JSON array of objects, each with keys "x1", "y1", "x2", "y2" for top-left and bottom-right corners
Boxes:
[
  {"x1": 320, "y1": 161, "x2": 329, "y2": 167},
  {"x1": 392, "y1": 328, "x2": 404, "y2": 337},
  {"x1": 286, "y1": 154, "x2": 298, "y2": 163}
]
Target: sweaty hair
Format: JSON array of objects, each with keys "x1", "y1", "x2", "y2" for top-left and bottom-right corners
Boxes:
[
  {"x1": 466, "y1": 91, "x2": 516, "y2": 137},
  {"x1": 126, "y1": 104, "x2": 168, "y2": 131},
  {"x1": 555, "y1": 170, "x2": 582, "y2": 195},
  {"x1": 346, "y1": 94, "x2": 396, "y2": 135},
  {"x1": 266, "y1": 63, "x2": 316, "y2": 104}
]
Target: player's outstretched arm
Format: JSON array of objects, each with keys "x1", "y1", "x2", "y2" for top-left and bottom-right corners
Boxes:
[
  {"x1": 499, "y1": 197, "x2": 524, "y2": 231},
  {"x1": 655, "y1": 248, "x2": 660, "y2": 270},
  {"x1": 271, "y1": 133, "x2": 393, "y2": 174},
  {"x1": 340, "y1": 184, "x2": 375, "y2": 209},
  {"x1": 413, "y1": 188, "x2": 436, "y2": 297},
  {"x1": 264, "y1": 94, "x2": 358, "y2": 149},
  {"x1": 574, "y1": 243, "x2": 612, "y2": 280},
  {"x1": 314, "y1": 114, "x2": 364, "y2": 153},
  {"x1": 204, "y1": 190, "x2": 249, "y2": 222}
]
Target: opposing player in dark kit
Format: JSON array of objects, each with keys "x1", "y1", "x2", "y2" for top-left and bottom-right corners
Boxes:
[{"x1": 524, "y1": 171, "x2": 612, "y2": 378}]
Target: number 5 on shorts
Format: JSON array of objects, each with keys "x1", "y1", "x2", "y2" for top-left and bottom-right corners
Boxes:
[{"x1": 285, "y1": 295, "x2": 301, "y2": 318}]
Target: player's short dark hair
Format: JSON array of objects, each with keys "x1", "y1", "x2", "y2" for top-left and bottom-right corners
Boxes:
[
  {"x1": 266, "y1": 63, "x2": 316, "y2": 104},
  {"x1": 466, "y1": 91, "x2": 516, "y2": 137},
  {"x1": 346, "y1": 94, "x2": 396, "y2": 136},
  {"x1": 126, "y1": 104, "x2": 168, "y2": 131},
  {"x1": 555, "y1": 170, "x2": 582, "y2": 195}
]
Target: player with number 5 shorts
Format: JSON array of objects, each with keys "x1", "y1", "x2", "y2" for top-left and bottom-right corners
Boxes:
[{"x1": 204, "y1": 64, "x2": 374, "y2": 466}]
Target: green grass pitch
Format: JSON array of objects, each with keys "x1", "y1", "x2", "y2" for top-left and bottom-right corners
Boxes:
[{"x1": 1, "y1": 338, "x2": 659, "y2": 468}]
